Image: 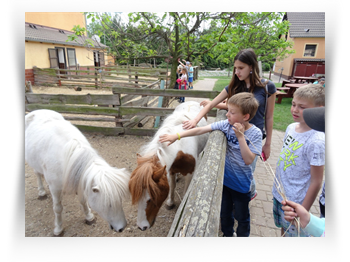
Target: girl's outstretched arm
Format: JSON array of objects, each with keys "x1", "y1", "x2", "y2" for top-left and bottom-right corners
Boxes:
[
  {"x1": 159, "y1": 125, "x2": 213, "y2": 146},
  {"x1": 182, "y1": 88, "x2": 228, "y2": 130}
]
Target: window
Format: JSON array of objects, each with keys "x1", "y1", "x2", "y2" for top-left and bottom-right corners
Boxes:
[
  {"x1": 303, "y1": 44, "x2": 317, "y2": 57},
  {"x1": 48, "y1": 49, "x2": 58, "y2": 68},
  {"x1": 67, "y1": 48, "x2": 77, "y2": 68}
]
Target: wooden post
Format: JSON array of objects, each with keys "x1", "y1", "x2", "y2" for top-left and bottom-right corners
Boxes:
[
  {"x1": 25, "y1": 81, "x2": 33, "y2": 93},
  {"x1": 135, "y1": 71, "x2": 138, "y2": 84},
  {"x1": 95, "y1": 67, "x2": 99, "y2": 89},
  {"x1": 153, "y1": 80, "x2": 165, "y2": 128},
  {"x1": 168, "y1": 109, "x2": 227, "y2": 237}
]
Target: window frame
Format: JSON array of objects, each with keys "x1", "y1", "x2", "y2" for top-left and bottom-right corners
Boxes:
[
  {"x1": 67, "y1": 48, "x2": 77, "y2": 69},
  {"x1": 303, "y1": 43, "x2": 318, "y2": 58}
]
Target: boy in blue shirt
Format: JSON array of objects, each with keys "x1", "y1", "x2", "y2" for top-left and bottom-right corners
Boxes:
[
  {"x1": 159, "y1": 93, "x2": 262, "y2": 237},
  {"x1": 188, "y1": 62, "x2": 194, "y2": 89}
]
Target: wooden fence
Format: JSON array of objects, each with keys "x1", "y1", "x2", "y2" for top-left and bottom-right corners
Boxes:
[
  {"x1": 167, "y1": 109, "x2": 227, "y2": 237},
  {"x1": 26, "y1": 75, "x2": 219, "y2": 136},
  {"x1": 33, "y1": 65, "x2": 169, "y2": 89}
]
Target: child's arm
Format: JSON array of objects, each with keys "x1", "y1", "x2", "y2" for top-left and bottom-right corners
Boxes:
[
  {"x1": 159, "y1": 124, "x2": 212, "y2": 146},
  {"x1": 301, "y1": 165, "x2": 324, "y2": 211},
  {"x1": 200, "y1": 100, "x2": 228, "y2": 110},
  {"x1": 232, "y1": 123, "x2": 256, "y2": 165},
  {"x1": 178, "y1": 59, "x2": 185, "y2": 67}
]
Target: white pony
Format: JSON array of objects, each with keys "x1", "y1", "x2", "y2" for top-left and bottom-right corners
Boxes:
[
  {"x1": 25, "y1": 109, "x2": 130, "y2": 236},
  {"x1": 129, "y1": 101, "x2": 209, "y2": 231}
]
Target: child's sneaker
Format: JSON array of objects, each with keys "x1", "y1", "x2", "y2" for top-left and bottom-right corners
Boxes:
[{"x1": 251, "y1": 191, "x2": 258, "y2": 201}]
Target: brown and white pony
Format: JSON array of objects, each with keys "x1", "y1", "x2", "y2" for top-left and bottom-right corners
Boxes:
[{"x1": 129, "y1": 101, "x2": 209, "y2": 231}]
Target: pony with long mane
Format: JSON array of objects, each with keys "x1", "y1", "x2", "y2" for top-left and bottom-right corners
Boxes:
[
  {"x1": 25, "y1": 109, "x2": 130, "y2": 236},
  {"x1": 129, "y1": 101, "x2": 209, "y2": 231}
]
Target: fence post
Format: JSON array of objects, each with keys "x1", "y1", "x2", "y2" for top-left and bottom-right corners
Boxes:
[
  {"x1": 153, "y1": 80, "x2": 165, "y2": 128},
  {"x1": 167, "y1": 109, "x2": 227, "y2": 237}
]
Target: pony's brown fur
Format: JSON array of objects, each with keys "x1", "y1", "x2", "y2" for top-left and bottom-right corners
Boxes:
[
  {"x1": 169, "y1": 151, "x2": 196, "y2": 176},
  {"x1": 129, "y1": 154, "x2": 168, "y2": 205}
]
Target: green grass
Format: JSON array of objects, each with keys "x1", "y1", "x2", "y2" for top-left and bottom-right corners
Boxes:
[{"x1": 199, "y1": 77, "x2": 294, "y2": 131}]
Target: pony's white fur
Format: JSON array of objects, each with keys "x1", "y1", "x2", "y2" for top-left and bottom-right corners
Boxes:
[
  {"x1": 135, "y1": 101, "x2": 209, "y2": 230},
  {"x1": 25, "y1": 109, "x2": 130, "y2": 235}
]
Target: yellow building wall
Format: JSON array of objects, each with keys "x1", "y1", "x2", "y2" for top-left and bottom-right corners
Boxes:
[
  {"x1": 25, "y1": 41, "x2": 100, "y2": 69},
  {"x1": 274, "y1": 32, "x2": 325, "y2": 78},
  {"x1": 25, "y1": 12, "x2": 86, "y2": 33}
]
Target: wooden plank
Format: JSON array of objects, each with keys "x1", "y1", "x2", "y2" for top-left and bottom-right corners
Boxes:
[
  {"x1": 25, "y1": 103, "x2": 174, "y2": 117},
  {"x1": 112, "y1": 87, "x2": 220, "y2": 99},
  {"x1": 74, "y1": 125, "x2": 125, "y2": 136},
  {"x1": 168, "y1": 109, "x2": 227, "y2": 237},
  {"x1": 26, "y1": 104, "x2": 120, "y2": 116},
  {"x1": 25, "y1": 93, "x2": 120, "y2": 106},
  {"x1": 75, "y1": 125, "x2": 157, "y2": 136},
  {"x1": 119, "y1": 106, "x2": 174, "y2": 116},
  {"x1": 64, "y1": 116, "x2": 130, "y2": 122}
]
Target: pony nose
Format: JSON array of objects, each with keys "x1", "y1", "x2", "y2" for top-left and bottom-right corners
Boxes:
[
  {"x1": 139, "y1": 226, "x2": 148, "y2": 231},
  {"x1": 110, "y1": 225, "x2": 124, "y2": 232}
]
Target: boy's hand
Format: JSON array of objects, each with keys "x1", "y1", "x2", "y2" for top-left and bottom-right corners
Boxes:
[
  {"x1": 159, "y1": 134, "x2": 177, "y2": 146},
  {"x1": 232, "y1": 123, "x2": 245, "y2": 138}
]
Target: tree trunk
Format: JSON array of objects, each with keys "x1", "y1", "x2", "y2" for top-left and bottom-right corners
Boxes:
[{"x1": 162, "y1": 20, "x2": 180, "y2": 107}]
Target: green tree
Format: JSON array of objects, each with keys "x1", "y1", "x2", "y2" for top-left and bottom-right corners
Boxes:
[{"x1": 69, "y1": 12, "x2": 294, "y2": 92}]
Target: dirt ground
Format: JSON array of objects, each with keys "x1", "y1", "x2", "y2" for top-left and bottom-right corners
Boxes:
[{"x1": 25, "y1": 86, "x2": 185, "y2": 237}]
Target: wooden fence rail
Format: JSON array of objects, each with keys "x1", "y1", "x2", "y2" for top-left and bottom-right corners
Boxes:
[
  {"x1": 25, "y1": 82, "x2": 219, "y2": 136},
  {"x1": 33, "y1": 66, "x2": 168, "y2": 89},
  {"x1": 168, "y1": 109, "x2": 227, "y2": 237}
]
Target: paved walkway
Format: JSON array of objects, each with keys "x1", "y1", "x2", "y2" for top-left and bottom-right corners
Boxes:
[{"x1": 174, "y1": 77, "x2": 322, "y2": 237}]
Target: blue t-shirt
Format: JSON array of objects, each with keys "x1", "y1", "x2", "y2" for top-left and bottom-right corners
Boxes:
[
  {"x1": 225, "y1": 79, "x2": 276, "y2": 136},
  {"x1": 211, "y1": 119, "x2": 262, "y2": 193},
  {"x1": 188, "y1": 66, "x2": 194, "y2": 78}
]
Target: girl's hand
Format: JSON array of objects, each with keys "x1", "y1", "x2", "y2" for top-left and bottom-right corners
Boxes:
[
  {"x1": 159, "y1": 134, "x2": 177, "y2": 146},
  {"x1": 281, "y1": 200, "x2": 310, "y2": 228},
  {"x1": 200, "y1": 100, "x2": 210, "y2": 107},
  {"x1": 262, "y1": 144, "x2": 271, "y2": 160},
  {"x1": 182, "y1": 119, "x2": 197, "y2": 130}
]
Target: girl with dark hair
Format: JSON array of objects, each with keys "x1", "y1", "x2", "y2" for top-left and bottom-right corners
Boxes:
[{"x1": 183, "y1": 48, "x2": 277, "y2": 199}]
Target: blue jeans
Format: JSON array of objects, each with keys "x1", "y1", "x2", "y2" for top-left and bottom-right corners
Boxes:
[
  {"x1": 179, "y1": 84, "x2": 186, "y2": 102},
  {"x1": 220, "y1": 185, "x2": 251, "y2": 237},
  {"x1": 250, "y1": 155, "x2": 258, "y2": 198}
]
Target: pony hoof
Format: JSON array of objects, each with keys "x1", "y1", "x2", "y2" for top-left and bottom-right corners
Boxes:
[
  {"x1": 53, "y1": 230, "x2": 64, "y2": 237},
  {"x1": 85, "y1": 217, "x2": 97, "y2": 225},
  {"x1": 165, "y1": 204, "x2": 175, "y2": 210},
  {"x1": 38, "y1": 195, "x2": 47, "y2": 200}
]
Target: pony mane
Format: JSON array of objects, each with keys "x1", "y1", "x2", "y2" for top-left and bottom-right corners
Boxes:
[
  {"x1": 129, "y1": 155, "x2": 164, "y2": 205},
  {"x1": 62, "y1": 139, "x2": 130, "y2": 210},
  {"x1": 130, "y1": 102, "x2": 205, "y2": 205}
]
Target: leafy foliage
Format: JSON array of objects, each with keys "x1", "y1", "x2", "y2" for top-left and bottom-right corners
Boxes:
[{"x1": 70, "y1": 12, "x2": 295, "y2": 89}]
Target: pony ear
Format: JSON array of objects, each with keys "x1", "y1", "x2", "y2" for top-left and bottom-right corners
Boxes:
[
  {"x1": 136, "y1": 153, "x2": 142, "y2": 158},
  {"x1": 92, "y1": 186, "x2": 99, "y2": 193},
  {"x1": 152, "y1": 165, "x2": 166, "y2": 182}
]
